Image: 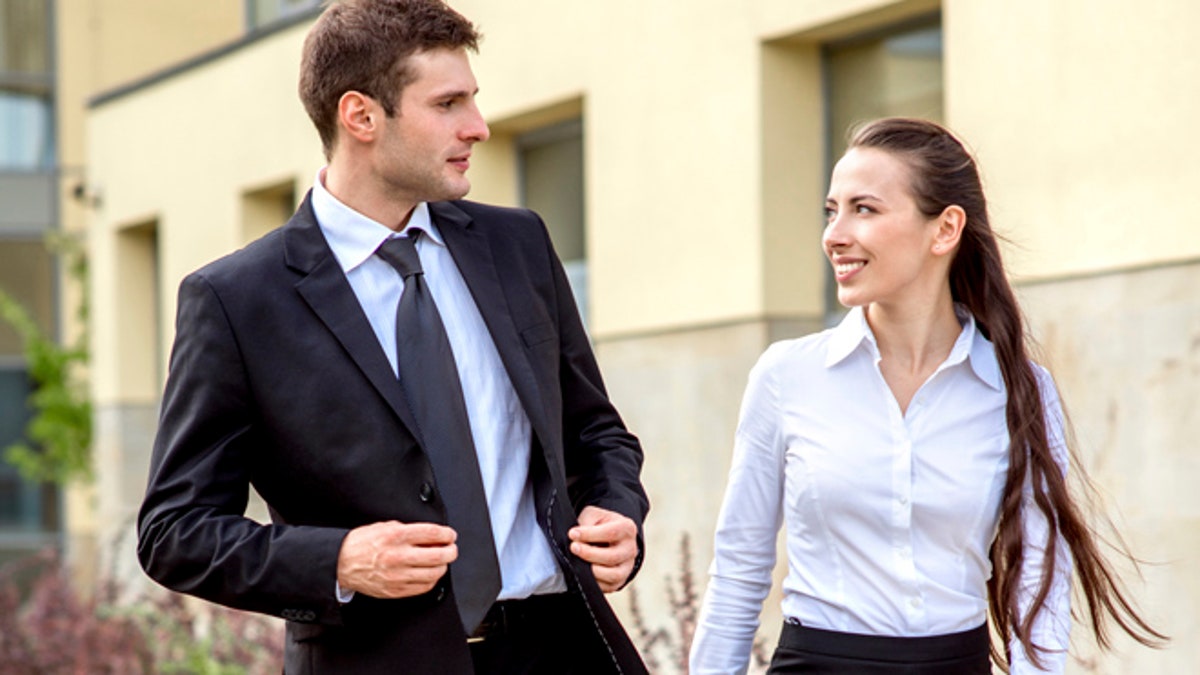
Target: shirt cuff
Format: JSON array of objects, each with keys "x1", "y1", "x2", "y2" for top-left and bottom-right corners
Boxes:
[{"x1": 335, "y1": 581, "x2": 355, "y2": 604}]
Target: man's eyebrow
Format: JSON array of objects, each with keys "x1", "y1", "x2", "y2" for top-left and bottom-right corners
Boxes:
[{"x1": 431, "y1": 87, "x2": 479, "y2": 100}]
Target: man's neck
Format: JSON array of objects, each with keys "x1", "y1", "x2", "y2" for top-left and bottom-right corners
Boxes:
[{"x1": 322, "y1": 163, "x2": 417, "y2": 232}]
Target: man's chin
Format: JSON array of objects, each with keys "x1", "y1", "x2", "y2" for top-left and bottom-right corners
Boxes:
[{"x1": 438, "y1": 179, "x2": 472, "y2": 202}]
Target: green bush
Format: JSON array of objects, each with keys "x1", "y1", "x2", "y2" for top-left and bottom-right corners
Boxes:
[{"x1": 0, "y1": 233, "x2": 91, "y2": 484}]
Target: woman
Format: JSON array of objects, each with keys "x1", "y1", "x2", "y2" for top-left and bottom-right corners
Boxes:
[{"x1": 689, "y1": 118, "x2": 1164, "y2": 673}]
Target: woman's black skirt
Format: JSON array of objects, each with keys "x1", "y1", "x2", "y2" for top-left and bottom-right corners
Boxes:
[{"x1": 766, "y1": 620, "x2": 991, "y2": 674}]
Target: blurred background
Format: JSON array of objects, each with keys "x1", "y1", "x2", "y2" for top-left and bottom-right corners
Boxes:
[{"x1": 1, "y1": 0, "x2": 1196, "y2": 672}]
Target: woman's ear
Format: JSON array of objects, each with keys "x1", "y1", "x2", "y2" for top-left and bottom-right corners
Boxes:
[
  {"x1": 337, "y1": 91, "x2": 378, "y2": 144},
  {"x1": 932, "y1": 204, "x2": 966, "y2": 256}
]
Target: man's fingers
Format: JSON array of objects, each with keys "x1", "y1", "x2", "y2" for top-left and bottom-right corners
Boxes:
[
  {"x1": 570, "y1": 507, "x2": 637, "y2": 546},
  {"x1": 388, "y1": 521, "x2": 458, "y2": 546},
  {"x1": 569, "y1": 524, "x2": 618, "y2": 544},
  {"x1": 382, "y1": 541, "x2": 458, "y2": 567},
  {"x1": 570, "y1": 520, "x2": 635, "y2": 545},
  {"x1": 592, "y1": 562, "x2": 633, "y2": 590},
  {"x1": 571, "y1": 539, "x2": 634, "y2": 566}
]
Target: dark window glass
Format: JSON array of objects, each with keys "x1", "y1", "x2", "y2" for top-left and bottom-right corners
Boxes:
[
  {"x1": 518, "y1": 119, "x2": 587, "y2": 326},
  {"x1": 246, "y1": 0, "x2": 321, "y2": 31},
  {"x1": 0, "y1": 367, "x2": 37, "y2": 531}
]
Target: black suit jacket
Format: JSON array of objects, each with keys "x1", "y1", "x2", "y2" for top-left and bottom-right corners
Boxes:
[{"x1": 137, "y1": 195, "x2": 650, "y2": 674}]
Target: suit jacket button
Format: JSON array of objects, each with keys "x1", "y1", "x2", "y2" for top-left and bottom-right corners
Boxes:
[
  {"x1": 435, "y1": 584, "x2": 446, "y2": 602},
  {"x1": 419, "y1": 482, "x2": 435, "y2": 503}
]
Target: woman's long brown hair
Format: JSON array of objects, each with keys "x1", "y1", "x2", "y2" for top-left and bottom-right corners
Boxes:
[{"x1": 847, "y1": 118, "x2": 1166, "y2": 669}]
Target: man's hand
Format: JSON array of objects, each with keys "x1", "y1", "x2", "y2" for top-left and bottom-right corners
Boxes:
[
  {"x1": 568, "y1": 505, "x2": 638, "y2": 593},
  {"x1": 337, "y1": 521, "x2": 457, "y2": 599}
]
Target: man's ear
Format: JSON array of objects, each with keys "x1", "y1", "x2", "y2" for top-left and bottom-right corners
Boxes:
[
  {"x1": 337, "y1": 91, "x2": 378, "y2": 145},
  {"x1": 932, "y1": 204, "x2": 966, "y2": 256}
]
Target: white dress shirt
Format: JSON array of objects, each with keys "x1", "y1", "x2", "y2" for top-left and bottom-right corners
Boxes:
[
  {"x1": 690, "y1": 306, "x2": 1071, "y2": 674},
  {"x1": 311, "y1": 171, "x2": 566, "y2": 601}
]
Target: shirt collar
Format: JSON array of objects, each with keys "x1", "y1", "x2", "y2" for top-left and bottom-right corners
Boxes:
[
  {"x1": 824, "y1": 306, "x2": 874, "y2": 368},
  {"x1": 310, "y1": 167, "x2": 445, "y2": 273},
  {"x1": 823, "y1": 304, "x2": 1003, "y2": 391},
  {"x1": 962, "y1": 309, "x2": 1003, "y2": 391}
]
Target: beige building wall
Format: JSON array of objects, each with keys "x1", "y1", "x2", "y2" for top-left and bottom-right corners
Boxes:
[
  {"x1": 56, "y1": 0, "x2": 245, "y2": 586},
  {"x1": 85, "y1": 0, "x2": 1194, "y2": 671},
  {"x1": 942, "y1": 0, "x2": 1200, "y2": 670}
]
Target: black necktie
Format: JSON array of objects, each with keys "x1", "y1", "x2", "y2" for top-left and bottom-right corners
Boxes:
[{"x1": 376, "y1": 232, "x2": 501, "y2": 635}]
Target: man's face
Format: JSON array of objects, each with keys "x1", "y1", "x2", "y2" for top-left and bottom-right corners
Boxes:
[{"x1": 373, "y1": 48, "x2": 490, "y2": 206}]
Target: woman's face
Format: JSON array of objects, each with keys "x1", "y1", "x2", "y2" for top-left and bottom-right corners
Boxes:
[{"x1": 822, "y1": 147, "x2": 949, "y2": 311}]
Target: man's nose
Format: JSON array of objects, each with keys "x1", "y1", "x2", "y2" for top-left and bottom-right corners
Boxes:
[{"x1": 463, "y1": 105, "x2": 490, "y2": 143}]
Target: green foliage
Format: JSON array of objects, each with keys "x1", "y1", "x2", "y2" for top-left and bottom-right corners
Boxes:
[{"x1": 0, "y1": 233, "x2": 92, "y2": 484}]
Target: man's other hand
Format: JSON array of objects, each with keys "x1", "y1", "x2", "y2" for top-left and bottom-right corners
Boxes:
[{"x1": 568, "y1": 505, "x2": 638, "y2": 593}]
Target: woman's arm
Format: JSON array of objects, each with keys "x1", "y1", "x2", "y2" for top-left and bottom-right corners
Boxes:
[
  {"x1": 691, "y1": 345, "x2": 789, "y2": 674},
  {"x1": 1009, "y1": 369, "x2": 1073, "y2": 673}
]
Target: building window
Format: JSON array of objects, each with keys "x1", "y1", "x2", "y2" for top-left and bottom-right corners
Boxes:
[
  {"x1": 822, "y1": 15, "x2": 943, "y2": 320},
  {"x1": 246, "y1": 0, "x2": 322, "y2": 31},
  {"x1": 241, "y1": 179, "x2": 295, "y2": 244},
  {"x1": 116, "y1": 221, "x2": 162, "y2": 398},
  {"x1": 0, "y1": 0, "x2": 53, "y2": 171},
  {"x1": 517, "y1": 119, "x2": 587, "y2": 326}
]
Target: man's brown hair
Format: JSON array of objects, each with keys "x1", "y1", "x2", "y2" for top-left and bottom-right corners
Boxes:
[{"x1": 299, "y1": 0, "x2": 480, "y2": 159}]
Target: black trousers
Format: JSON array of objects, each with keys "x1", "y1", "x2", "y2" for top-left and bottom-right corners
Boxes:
[
  {"x1": 467, "y1": 593, "x2": 615, "y2": 675},
  {"x1": 766, "y1": 620, "x2": 991, "y2": 674}
]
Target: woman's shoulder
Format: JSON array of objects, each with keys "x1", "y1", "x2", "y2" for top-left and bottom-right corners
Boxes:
[
  {"x1": 755, "y1": 326, "x2": 839, "y2": 372},
  {"x1": 1029, "y1": 361, "x2": 1062, "y2": 403}
]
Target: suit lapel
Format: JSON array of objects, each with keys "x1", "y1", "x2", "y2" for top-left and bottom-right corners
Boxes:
[
  {"x1": 431, "y1": 202, "x2": 552, "y2": 442},
  {"x1": 283, "y1": 193, "x2": 421, "y2": 437}
]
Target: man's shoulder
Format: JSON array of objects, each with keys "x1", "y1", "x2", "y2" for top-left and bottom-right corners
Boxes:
[
  {"x1": 435, "y1": 199, "x2": 543, "y2": 228},
  {"x1": 187, "y1": 227, "x2": 289, "y2": 287}
]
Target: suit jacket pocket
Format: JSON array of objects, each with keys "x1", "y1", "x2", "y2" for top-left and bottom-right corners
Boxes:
[{"x1": 520, "y1": 321, "x2": 556, "y2": 348}]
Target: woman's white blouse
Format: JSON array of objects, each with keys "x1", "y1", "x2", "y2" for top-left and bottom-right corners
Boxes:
[{"x1": 690, "y1": 307, "x2": 1072, "y2": 674}]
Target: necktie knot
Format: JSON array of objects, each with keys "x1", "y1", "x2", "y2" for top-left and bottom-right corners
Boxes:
[{"x1": 376, "y1": 233, "x2": 423, "y2": 278}]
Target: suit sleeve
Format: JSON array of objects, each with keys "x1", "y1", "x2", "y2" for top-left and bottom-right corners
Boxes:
[
  {"x1": 137, "y1": 273, "x2": 349, "y2": 624},
  {"x1": 540, "y1": 221, "x2": 650, "y2": 576}
]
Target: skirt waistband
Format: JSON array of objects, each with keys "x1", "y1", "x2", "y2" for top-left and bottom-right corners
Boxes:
[{"x1": 777, "y1": 620, "x2": 990, "y2": 663}]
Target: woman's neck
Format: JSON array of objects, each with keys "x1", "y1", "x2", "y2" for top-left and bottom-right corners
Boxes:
[{"x1": 865, "y1": 292, "x2": 962, "y2": 414}]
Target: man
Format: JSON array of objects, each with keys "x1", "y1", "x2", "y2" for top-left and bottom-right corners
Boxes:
[{"x1": 136, "y1": 1, "x2": 649, "y2": 673}]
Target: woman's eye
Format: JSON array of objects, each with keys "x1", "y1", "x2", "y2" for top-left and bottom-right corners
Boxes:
[{"x1": 856, "y1": 204, "x2": 873, "y2": 214}]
